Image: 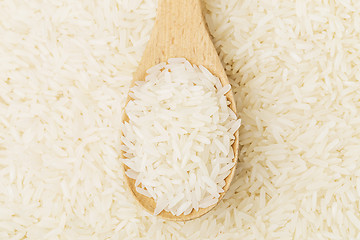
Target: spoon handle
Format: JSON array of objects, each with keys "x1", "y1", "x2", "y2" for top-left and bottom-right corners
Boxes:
[
  {"x1": 151, "y1": 0, "x2": 208, "y2": 61},
  {"x1": 133, "y1": 0, "x2": 213, "y2": 85}
]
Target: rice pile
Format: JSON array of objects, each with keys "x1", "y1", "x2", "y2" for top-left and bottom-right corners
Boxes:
[
  {"x1": 1, "y1": 0, "x2": 360, "y2": 239},
  {"x1": 122, "y1": 58, "x2": 240, "y2": 216}
]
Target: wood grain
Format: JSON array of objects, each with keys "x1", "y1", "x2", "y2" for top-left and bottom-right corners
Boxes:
[{"x1": 120, "y1": 0, "x2": 239, "y2": 221}]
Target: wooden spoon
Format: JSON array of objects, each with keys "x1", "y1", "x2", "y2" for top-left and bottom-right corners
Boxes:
[{"x1": 120, "y1": 0, "x2": 239, "y2": 221}]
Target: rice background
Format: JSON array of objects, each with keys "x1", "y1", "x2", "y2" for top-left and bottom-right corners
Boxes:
[{"x1": 1, "y1": 0, "x2": 360, "y2": 239}]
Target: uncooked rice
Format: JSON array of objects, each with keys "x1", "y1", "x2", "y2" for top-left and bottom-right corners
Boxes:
[
  {"x1": 1, "y1": 0, "x2": 360, "y2": 239},
  {"x1": 121, "y1": 58, "x2": 239, "y2": 216}
]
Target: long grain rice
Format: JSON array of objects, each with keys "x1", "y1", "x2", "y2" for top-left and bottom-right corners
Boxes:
[{"x1": 1, "y1": 0, "x2": 360, "y2": 238}]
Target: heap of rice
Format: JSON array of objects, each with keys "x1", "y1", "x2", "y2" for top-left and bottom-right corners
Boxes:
[
  {"x1": 1, "y1": 0, "x2": 360, "y2": 239},
  {"x1": 121, "y1": 58, "x2": 240, "y2": 216}
]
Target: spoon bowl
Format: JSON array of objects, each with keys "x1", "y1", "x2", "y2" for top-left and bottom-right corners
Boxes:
[{"x1": 121, "y1": 0, "x2": 239, "y2": 221}]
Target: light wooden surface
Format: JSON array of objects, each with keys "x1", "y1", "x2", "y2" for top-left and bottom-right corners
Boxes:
[{"x1": 120, "y1": 0, "x2": 239, "y2": 221}]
